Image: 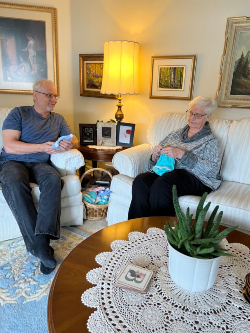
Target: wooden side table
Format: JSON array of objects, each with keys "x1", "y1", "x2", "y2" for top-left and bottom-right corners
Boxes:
[{"x1": 78, "y1": 145, "x2": 127, "y2": 177}]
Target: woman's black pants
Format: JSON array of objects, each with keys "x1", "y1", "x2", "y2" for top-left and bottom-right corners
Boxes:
[{"x1": 128, "y1": 169, "x2": 212, "y2": 219}]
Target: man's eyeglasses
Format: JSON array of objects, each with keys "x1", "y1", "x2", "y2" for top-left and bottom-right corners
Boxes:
[
  {"x1": 35, "y1": 91, "x2": 59, "y2": 100},
  {"x1": 186, "y1": 110, "x2": 207, "y2": 119}
]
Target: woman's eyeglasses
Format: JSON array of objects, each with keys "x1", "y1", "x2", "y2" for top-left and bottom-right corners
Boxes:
[
  {"x1": 35, "y1": 91, "x2": 59, "y2": 100},
  {"x1": 186, "y1": 110, "x2": 206, "y2": 119}
]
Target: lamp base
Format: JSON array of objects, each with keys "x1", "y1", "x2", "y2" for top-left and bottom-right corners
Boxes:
[{"x1": 115, "y1": 94, "x2": 124, "y2": 122}]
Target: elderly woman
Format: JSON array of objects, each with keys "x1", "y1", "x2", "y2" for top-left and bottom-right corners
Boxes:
[{"x1": 128, "y1": 96, "x2": 221, "y2": 219}]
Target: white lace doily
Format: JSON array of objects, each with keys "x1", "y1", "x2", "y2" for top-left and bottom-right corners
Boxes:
[{"x1": 81, "y1": 228, "x2": 250, "y2": 333}]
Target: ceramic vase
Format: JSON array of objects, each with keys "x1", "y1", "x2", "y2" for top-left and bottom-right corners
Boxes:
[{"x1": 168, "y1": 243, "x2": 222, "y2": 292}]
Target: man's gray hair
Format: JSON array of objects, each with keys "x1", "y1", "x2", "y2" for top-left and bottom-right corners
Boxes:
[
  {"x1": 33, "y1": 79, "x2": 54, "y2": 92},
  {"x1": 189, "y1": 96, "x2": 217, "y2": 115}
]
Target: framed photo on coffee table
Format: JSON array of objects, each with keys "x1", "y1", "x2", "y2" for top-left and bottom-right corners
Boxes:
[
  {"x1": 116, "y1": 122, "x2": 135, "y2": 147},
  {"x1": 97, "y1": 122, "x2": 116, "y2": 146},
  {"x1": 79, "y1": 124, "x2": 97, "y2": 145}
]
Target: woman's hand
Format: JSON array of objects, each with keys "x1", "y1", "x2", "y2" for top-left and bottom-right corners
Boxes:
[
  {"x1": 152, "y1": 145, "x2": 162, "y2": 162},
  {"x1": 161, "y1": 146, "x2": 184, "y2": 159}
]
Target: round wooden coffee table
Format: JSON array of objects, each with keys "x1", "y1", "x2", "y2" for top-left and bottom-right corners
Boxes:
[{"x1": 47, "y1": 217, "x2": 250, "y2": 333}]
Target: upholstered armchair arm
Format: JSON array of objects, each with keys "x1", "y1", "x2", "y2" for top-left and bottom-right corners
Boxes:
[
  {"x1": 112, "y1": 143, "x2": 153, "y2": 178},
  {"x1": 50, "y1": 149, "x2": 85, "y2": 177}
]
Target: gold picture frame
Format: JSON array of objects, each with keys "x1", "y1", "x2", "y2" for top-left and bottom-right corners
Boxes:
[
  {"x1": 0, "y1": 2, "x2": 59, "y2": 95},
  {"x1": 217, "y1": 17, "x2": 250, "y2": 108},
  {"x1": 79, "y1": 54, "x2": 116, "y2": 98},
  {"x1": 150, "y1": 55, "x2": 197, "y2": 100}
]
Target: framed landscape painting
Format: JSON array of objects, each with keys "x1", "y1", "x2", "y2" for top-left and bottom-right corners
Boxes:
[
  {"x1": 150, "y1": 55, "x2": 197, "y2": 100},
  {"x1": 79, "y1": 54, "x2": 115, "y2": 98},
  {"x1": 217, "y1": 17, "x2": 250, "y2": 108},
  {"x1": 0, "y1": 2, "x2": 59, "y2": 95}
]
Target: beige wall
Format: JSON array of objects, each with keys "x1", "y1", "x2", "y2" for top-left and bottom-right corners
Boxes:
[
  {"x1": 0, "y1": 0, "x2": 75, "y2": 131},
  {"x1": 1, "y1": 0, "x2": 250, "y2": 145},
  {"x1": 71, "y1": 0, "x2": 250, "y2": 145}
]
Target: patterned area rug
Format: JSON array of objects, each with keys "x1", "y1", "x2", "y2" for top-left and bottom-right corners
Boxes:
[{"x1": 0, "y1": 219, "x2": 107, "y2": 333}]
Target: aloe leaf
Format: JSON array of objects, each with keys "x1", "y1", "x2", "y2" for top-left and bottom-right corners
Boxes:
[
  {"x1": 172, "y1": 185, "x2": 187, "y2": 238},
  {"x1": 197, "y1": 247, "x2": 215, "y2": 254},
  {"x1": 194, "y1": 192, "x2": 208, "y2": 222},
  {"x1": 195, "y1": 202, "x2": 211, "y2": 239},
  {"x1": 164, "y1": 225, "x2": 178, "y2": 246},
  {"x1": 204, "y1": 205, "x2": 219, "y2": 238},
  {"x1": 191, "y1": 236, "x2": 225, "y2": 244},
  {"x1": 207, "y1": 211, "x2": 223, "y2": 238},
  {"x1": 178, "y1": 236, "x2": 189, "y2": 248},
  {"x1": 216, "y1": 225, "x2": 238, "y2": 239},
  {"x1": 212, "y1": 251, "x2": 234, "y2": 257},
  {"x1": 184, "y1": 208, "x2": 192, "y2": 236},
  {"x1": 165, "y1": 221, "x2": 180, "y2": 243}
]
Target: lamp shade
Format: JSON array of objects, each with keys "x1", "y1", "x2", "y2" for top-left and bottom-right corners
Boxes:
[{"x1": 101, "y1": 40, "x2": 139, "y2": 95}]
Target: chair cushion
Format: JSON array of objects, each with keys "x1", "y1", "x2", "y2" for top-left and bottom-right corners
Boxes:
[
  {"x1": 147, "y1": 112, "x2": 187, "y2": 148},
  {"x1": 179, "y1": 180, "x2": 250, "y2": 234},
  {"x1": 221, "y1": 118, "x2": 250, "y2": 184}
]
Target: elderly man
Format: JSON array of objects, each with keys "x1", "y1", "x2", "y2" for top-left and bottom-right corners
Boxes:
[{"x1": 0, "y1": 79, "x2": 78, "y2": 274}]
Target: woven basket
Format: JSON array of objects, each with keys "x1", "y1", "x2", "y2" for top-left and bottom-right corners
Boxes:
[{"x1": 80, "y1": 168, "x2": 112, "y2": 220}]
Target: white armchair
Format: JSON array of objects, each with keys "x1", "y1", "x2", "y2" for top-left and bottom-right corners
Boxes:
[{"x1": 0, "y1": 108, "x2": 85, "y2": 242}]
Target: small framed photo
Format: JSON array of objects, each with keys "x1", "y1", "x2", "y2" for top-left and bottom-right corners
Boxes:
[
  {"x1": 97, "y1": 122, "x2": 116, "y2": 147},
  {"x1": 79, "y1": 124, "x2": 97, "y2": 146},
  {"x1": 79, "y1": 54, "x2": 116, "y2": 99},
  {"x1": 150, "y1": 55, "x2": 197, "y2": 100},
  {"x1": 116, "y1": 122, "x2": 135, "y2": 147}
]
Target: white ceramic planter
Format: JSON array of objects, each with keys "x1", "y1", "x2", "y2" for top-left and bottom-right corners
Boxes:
[{"x1": 168, "y1": 243, "x2": 222, "y2": 292}]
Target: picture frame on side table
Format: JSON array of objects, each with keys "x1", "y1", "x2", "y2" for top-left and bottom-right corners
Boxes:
[
  {"x1": 116, "y1": 122, "x2": 135, "y2": 147},
  {"x1": 150, "y1": 55, "x2": 197, "y2": 100},
  {"x1": 79, "y1": 54, "x2": 116, "y2": 99},
  {"x1": 97, "y1": 122, "x2": 116, "y2": 147},
  {"x1": 217, "y1": 17, "x2": 250, "y2": 108},
  {"x1": 79, "y1": 124, "x2": 97, "y2": 146},
  {"x1": 0, "y1": 2, "x2": 59, "y2": 95}
]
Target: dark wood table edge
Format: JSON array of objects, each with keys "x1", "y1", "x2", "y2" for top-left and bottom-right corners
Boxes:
[{"x1": 47, "y1": 217, "x2": 250, "y2": 333}]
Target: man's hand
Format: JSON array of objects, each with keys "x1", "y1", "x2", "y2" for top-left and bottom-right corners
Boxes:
[
  {"x1": 41, "y1": 142, "x2": 60, "y2": 154},
  {"x1": 152, "y1": 145, "x2": 162, "y2": 162},
  {"x1": 160, "y1": 146, "x2": 184, "y2": 159},
  {"x1": 58, "y1": 139, "x2": 73, "y2": 151}
]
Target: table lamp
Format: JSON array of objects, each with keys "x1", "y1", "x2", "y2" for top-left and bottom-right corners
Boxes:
[{"x1": 101, "y1": 40, "x2": 139, "y2": 122}]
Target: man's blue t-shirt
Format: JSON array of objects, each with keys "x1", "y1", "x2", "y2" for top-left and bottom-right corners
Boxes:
[{"x1": 0, "y1": 106, "x2": 73, "y2": 164}]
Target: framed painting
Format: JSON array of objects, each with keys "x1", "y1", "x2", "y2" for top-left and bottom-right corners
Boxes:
[
  {"x1": 217, "y1": 17, "x2": 250, "y2": 108},
  {"x1": 97, "y1": 122, "x2": 116, "y2": 146},
  {"x1": 0, "y1": 2, "x2": 59, "y2": 95},
  {"x1": 79, "y1": 124, "x2": 97, "y2": 146},
  {"x1": 116, "y1": 122, "x2": 135, "y2": 147},
  {"x1": 150, "y1": 55, "x2": 197, "y2": 100},
  {"x1": 79, "y1": 54, "x2": 116, "y2": 98}
]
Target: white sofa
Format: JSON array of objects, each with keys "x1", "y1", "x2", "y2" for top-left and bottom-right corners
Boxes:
[
  {"x1": 107, "y1": 112, "x2": 250, "y2": 234},
  {"x1": 0, "y1": 108, "x2": 86, "y2": 242}
]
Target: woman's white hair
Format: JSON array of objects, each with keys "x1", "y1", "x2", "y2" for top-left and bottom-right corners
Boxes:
[
  {"x1": 33, "y1": 79, "x2": 54, "y2": 92},
  {"x1": 189, "y1": 96, "x2": 217, "y2": 115}
]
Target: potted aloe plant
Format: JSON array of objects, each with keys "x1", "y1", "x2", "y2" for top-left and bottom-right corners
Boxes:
[{"x1": 164, "y1": 185, "x2": 238, "y2": 292}]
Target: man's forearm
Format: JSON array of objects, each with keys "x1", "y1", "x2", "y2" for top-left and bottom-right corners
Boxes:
[{"x1": 4, "y1": 141, "x2": 44, "y2": 155}]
